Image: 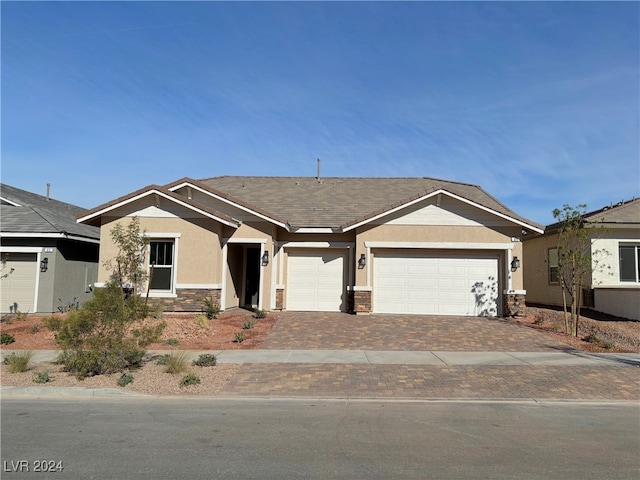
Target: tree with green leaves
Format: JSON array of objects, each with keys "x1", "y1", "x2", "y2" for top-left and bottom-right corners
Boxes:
[
  {"x1": 552, "y1": 204, "x2": 609, "y2": 336},
  {"x1": 47, "y1": 217, "x2": 165, "y2": 378}
]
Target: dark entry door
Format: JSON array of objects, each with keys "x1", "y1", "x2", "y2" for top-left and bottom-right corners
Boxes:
[{"x1": 244, "y1": 247, "x2": 260, "y2": 308}]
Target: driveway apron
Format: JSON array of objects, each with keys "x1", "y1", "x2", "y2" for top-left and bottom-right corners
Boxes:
[{"x1": 219, "y1": 312, "x2": 640, "y2": 400}]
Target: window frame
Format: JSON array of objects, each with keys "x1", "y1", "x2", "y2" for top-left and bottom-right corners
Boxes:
[
  {"x1": 147, "y1": 238, "x2": 177, "y2": 294},
  {"x1": 548, "y1": 247, "x2": 559, "y2": 285},
  {"x1": 619, "y1": 244, "x2": 640, "y2": 283}
]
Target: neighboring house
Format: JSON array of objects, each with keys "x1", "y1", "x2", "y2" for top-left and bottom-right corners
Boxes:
[
  {"x1": 0, "y1": 184, "x2": 100, "y2": 314},
  {"x1": 77, "y1": 176, "x2": 543, "y2": 317},
  {"x1": 523, "y1": 198, "x2": 640, "y2": 321}
]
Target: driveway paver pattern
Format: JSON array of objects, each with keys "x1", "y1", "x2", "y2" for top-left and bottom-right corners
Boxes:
[
  {"x1": 260, "y1": 312, "x2": 573, "y2": 351},
  {"x1": 220, "y1": 364, "x2": 640, "y2": 400}
]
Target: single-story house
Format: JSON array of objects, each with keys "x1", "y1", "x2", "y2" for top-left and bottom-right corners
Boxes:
[
  {"x1": 0, "y1": 184, "x2": 100, "y2": 314},
  {"x1": 77, "y1": 176, "x2": 543, "y2": 317},
  {"x1": 523, "y1": 198, "x2": 640, "y2": 321}
]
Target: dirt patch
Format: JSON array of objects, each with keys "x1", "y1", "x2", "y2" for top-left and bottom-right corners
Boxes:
[
  {"x1": 0, "y1": 309, "x2": 278, "y2": 351},
  {"x1": 506, "y1": 306, "x2": 640, "y2": 353}
]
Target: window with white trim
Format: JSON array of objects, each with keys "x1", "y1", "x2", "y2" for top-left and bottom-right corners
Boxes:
[
  {"x1": 619, "y1": 245, "x2": 640, "y2": 282},
  {"x1": 149, "y1": 240, "x2": 174, "y2": 291},
  {"x1": 548, "y1": 247, "x2": 559, "y2": 284}
]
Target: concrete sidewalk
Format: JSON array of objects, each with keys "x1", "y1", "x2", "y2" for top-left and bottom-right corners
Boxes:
[{"x1": 2, "y1": 349, "x2": 639, "y2": 367}]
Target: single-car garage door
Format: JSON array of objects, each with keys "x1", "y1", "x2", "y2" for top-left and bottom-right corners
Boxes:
[
  {"x1": 287, "y1": 250, "x2": 346, "y2": 312},
  {"x1": 373, "y1": 252, "x2": 499, "y2": 316},
  {"x1": 0, "y1": 253, "x2": 38, "y2": 314}
]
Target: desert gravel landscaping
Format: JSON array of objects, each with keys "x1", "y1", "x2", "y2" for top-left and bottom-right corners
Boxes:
[{"x1": 1, "y1": 306, "x2": 638, "y2": 397}]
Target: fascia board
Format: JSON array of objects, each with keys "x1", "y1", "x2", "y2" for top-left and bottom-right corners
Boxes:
[
  {"x1": 0, "y1": 196, "x2": 22, "y2": 207},
  {"x1": 0, "y1": 232, "x2": 100, "y2": 244}
]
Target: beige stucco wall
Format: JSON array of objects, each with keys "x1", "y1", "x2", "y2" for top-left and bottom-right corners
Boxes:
[
  {"x1": 98, "y1": 215, "x2": 223, "y2": 286},
  {"x1": 354, "y1": 224, "x2": 523, "y2": 289},
  {"x1": 594, "y1": 288, "x2": 640, "y2": 321}
]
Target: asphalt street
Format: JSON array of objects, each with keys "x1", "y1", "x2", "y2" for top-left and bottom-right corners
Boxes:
[{"x1": 1, "y1": 398, "x2": 638, "y2": 480}]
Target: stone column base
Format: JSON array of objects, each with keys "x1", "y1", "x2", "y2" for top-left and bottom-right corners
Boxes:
[{"x1": 503, "y1": 291, "x2": 526, "y2": 317}]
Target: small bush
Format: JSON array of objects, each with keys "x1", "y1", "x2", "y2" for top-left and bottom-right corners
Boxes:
[
  {"x1": 192, "y1": 353, "x2": 217, "y2": 367},
  {"x1": 203, "y1": 296, "x2": 220, "y2": 320},
  {"x1": 117, "y1": 372, "x2": 134, "y2": 387},
  {"x1": 164, "y1": 338, "x2": 180, "y2": 347},
  {"x1": 532, "y1": 314, "x2": 545, "y2": 325},
  {"x1": 164, "y1": 351, "x2": 188, "y2": 374},
  {"x1": 15, "y1": 311, "x2": 28, "y2": 321},
  {"x1": 242, "y1": 319, "x2": 255, "y2": 330},
  {"x1": 194, "y1": 315, "x2": 209, "y2": 328},
  {"x1": 234, "y1": 331, "x2": 245, "y2": 343},
  {"x1": 3, "y1": 351, "x2": 33, "y2": 373},
  {"x1": 0, "y1": 333, "x2": 15, "y2": 345},
  {"x1": 583, "y1": 334, "x2": 600, "y2": 344},
  {"x1": 603, "y1": 341, "x2": 614, "y2": 350},
  {"x1": 180, "y1": 372, "x2": 201, "y2": 387},
  {"x1": 33, "y1": 370, "x2": 51, "y2": 384},
  {"x1": 42, "y1": 316, "x2": 63, "y2": 331},
  {"x1": 253, "y1": 309, "x2": 266, "y2": 319},
  {"x1": 155, "y1": 354, "x2": 170, "y2": 366},
  {"x1": 57, "y1": 348, "x2": 145, "y2": 379},
  {"x1": 30, "y1": 325, "x2": 40, "y2": 334}
]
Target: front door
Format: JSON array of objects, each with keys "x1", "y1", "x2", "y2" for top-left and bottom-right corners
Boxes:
[{"x1": 243, "y1": 247, "x2": 260, "y2": 308}]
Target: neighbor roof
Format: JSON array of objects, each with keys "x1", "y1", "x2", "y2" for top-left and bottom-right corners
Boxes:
[
  {"x1": 544, "y1": 198, "x2": 640, "y2": 233},
  {"x1": 196, "y1": 176, "x2": 543, "y2": 231},
  {"x1": 0, "y1": 183, "x2": 100, "y2": 241}
]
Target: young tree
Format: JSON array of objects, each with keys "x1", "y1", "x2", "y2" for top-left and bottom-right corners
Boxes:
[
  {"x1": 47, "y1": 217, "x2": 165, "y2": 378},
  {"x1": 552, "y1": 205, "x2": 608, "y2": 336}
]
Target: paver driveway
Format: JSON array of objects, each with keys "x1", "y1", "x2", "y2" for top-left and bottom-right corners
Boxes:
[{"x1": 260, "y1": 312, "x2": 572, "y2": 351}]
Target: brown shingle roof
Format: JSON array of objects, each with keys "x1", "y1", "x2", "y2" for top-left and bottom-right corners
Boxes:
[{"x1": 197, "y1": 176, "x2": 542, "y2": 230}]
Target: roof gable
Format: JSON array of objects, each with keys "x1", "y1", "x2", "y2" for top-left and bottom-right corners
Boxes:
[{"x1": 77, "y1": 185, "x2": 240, "y2": 228}]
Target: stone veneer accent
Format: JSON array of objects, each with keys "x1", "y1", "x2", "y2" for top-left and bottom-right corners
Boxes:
[
  {"x1": 151, "y1": 288, "x2": 221, "y2": 313},
  {"x1": 503, "y1": 293, "x2": 526, "y2": 317},
  {"x1": 275, "y1": 288, "x2": 284, "y2": 310},
  {"x1": 352, "y1": 289, "x2": 372, "y2": 314}
]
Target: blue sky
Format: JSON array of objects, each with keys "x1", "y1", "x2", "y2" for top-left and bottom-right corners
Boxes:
[{"x1": 2, "y1": 1, "x2": 638, "y2": 225}]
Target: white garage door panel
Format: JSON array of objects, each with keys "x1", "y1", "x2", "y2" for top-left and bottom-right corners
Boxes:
[
  {"x1": 374, "y1": 253, "x2": 499, "y2": 316},
  {"x1": 0, "y1": 253, "x2": 38, "y2": 313},
  {"x1": 287, "y1": 251, "x2": 345, "y2": 312}
]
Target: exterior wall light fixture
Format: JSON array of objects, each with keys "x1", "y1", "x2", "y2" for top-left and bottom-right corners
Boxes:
[
  {"x1": 261, "y1": 251, "x2": 269, "y2": 266},
  {"x1": 40, "y1": 257, "x2": 49, "y2": 272},
  {"x1": 358, "y1": 254, "x2": 366, "y2": 268},
  {"x1": 511, "y1": 256, "x2": 520, "y2": 272}
]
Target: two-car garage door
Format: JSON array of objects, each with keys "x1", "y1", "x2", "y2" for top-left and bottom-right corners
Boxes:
[{"x1": 373, "y1": 251, "x2": 499, "y2": 316}]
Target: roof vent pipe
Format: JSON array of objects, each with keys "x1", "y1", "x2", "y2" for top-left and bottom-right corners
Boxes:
[
  {"x1": 46, "y1": 183, "x2": 51, "y2": 201},
  {"x1": 316, "y1": 158, "x2": 321, "y2": 182}
]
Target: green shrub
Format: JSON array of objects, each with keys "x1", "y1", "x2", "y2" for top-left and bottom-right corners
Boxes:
[
  {"x1": 30, "y1": 325, "x2": 40, "y2": 334},
  {"x1": 203, "y1": 296, "x2": 220, "y2": 320},
  {"x1": 164, "y1": 338, "x2": 180, "y2": 346},
  {"x1": 3, "y1": 351, "x2": 33, "y2": 373},
  {"x1": 42, "y1": 316, "x2": 62, "y2": 331},
  {"x1": 253, "y1": 309, "x2": 266, "y2": 319},
  {"x1": 180, "y1": 372, "x2": 201, "y2": 387},
  {"x1": 234, "y1": 331, "x2": 245, "y2": 343},
  {"x1": 117, "y1": 372, "x2": 134, "y2": 387},
  {"x1": 155, "y1": 354, "x2": 170, "y2": 366},
  {"x1": 603, "y1": 341, "x2": 614, "y2": 350},
  {"x1": 242, "y1": 319, "x2": 255, "y2": 330},
  {"x1": 0, "y1": 333, "x2": 15, "y2": 345},
  {"x1": 33, "y1": 370, "x2": 51, "y2": 384},
  {"x1": 164, "y1": 351, "x2": 188, "y2": 374},
  {"x1": 15, "y1": 311, "x2": 28, "y2": 321},
  {"x1": 192, "y1": 353, "x2": 217, "y2": 367},
  {"x1": 57, "y1": 347, "x2": 145, "y2": 379},
  {"x1": 583, "y1": 334, "x2": 600, "y2": 344}
]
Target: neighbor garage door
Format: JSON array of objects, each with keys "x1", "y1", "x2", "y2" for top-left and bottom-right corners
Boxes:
[
  {"x1": 286, "y1": 250, "x2": 346, "y2": 312},
  {"x1": 373, "y1": 251, "x2": 499, "y2": 316},
  {"x1": 0, "y1": 253, "x2": 38, "y2": 314}
]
